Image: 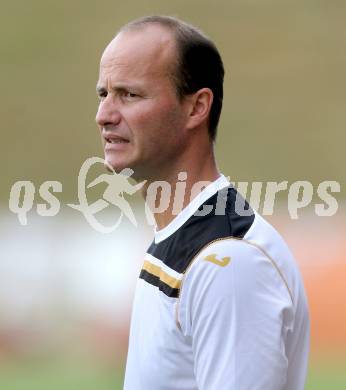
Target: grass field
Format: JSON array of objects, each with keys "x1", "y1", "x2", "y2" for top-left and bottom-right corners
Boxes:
[
  {"x1": 0, "y1": 359, "x2": 345, "y2": 389},
  {"x1": 0, "y1": 359, "x2": 122, "y2": 390}
]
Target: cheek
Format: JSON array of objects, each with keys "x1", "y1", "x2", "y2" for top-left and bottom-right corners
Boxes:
[
  {"x1": 125, "y1": 105, "x2": 164, "y2": 134},
  {"x1": 124, "y1": 99, "x2": 183, "y2": 143},
  {"x1": 123, "y1": 103, "x2": 154, "y2": 128}
]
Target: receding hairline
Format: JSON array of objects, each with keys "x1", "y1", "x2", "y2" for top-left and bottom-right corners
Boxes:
[
  {"x1": 102, "y1": 24, "x2": 177, "y2": 64},
  {"x1": 112, "y1": 18, "x2": 187, "y2": 95},
  {"x1": 103, "y1": 22, "x2": 181, "y2": 94},
  {"x1": 114, "y1": 16, "x2": 209, "y2": 67},
  {"x1": 116, "y1": 16, "x2": 212, "y2": 53},
  {"x1": 118, "y1": 15, "x2": 188, "y2": 34}
]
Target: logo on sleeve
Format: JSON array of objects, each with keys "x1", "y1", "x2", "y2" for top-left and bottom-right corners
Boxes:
[{"x1": 203, "y1": 254, "x2": 231, "y2": 267}]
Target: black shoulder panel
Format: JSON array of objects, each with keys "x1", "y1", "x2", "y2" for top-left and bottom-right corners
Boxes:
[{"x1": 147, "y1": 186, "x2": 255, "y2": 274}]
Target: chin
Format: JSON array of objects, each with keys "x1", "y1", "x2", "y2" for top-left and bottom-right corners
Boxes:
[
  {"x1": 104, "y1": 156, "x2": 133, "y2": 174},
  {"x1": 104, "y1": 154, "x2": 148, "y2": 182}
]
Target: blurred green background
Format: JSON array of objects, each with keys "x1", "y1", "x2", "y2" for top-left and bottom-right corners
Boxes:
[
  {"x1": 1, "y1": 0, "x2": 345, "y2": 388},
  {"x1": 1, "y1": 0, "x2": 345, "y2": 201}
]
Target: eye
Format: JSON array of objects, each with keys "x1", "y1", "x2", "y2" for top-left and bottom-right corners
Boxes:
[
  {"x1": 97, "y1": 91, "x2": 107, "y2": 100},
  {"x1": 124, "y1": 91, "x2": 138, "y2": 99}
]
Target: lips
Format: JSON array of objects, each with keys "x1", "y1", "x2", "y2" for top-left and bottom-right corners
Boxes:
[
  {"x1": 103, "y1": 131, "x2": 130, "y2": 145},
  {"x1": 106, "y1": 138, "x2": 128, "y2": 144}
]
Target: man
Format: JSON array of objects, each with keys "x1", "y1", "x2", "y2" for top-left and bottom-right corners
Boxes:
[{"x1": 95, "y1": 15, "x2": 310, "y2": 390}]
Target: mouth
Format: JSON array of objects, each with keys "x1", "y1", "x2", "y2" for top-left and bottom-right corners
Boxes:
[
  {"x1": 105, "y1": 137, "x2": 129, "y2": 144},
  {"x1": 103, "y1": 132, "x2": 130, "y2": 146}
]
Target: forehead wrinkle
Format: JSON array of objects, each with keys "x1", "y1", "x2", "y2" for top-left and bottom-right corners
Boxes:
[
  {"x1": 101, "y1": 58, "x2": 166, "y2": 79},
  {"x1": 98, "y1": 62, "x2": 174, "y2": 95}
]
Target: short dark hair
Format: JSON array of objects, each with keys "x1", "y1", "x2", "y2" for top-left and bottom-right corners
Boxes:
[{"x1": 120, "y1": 15, "x2": 224, "y2": 141}]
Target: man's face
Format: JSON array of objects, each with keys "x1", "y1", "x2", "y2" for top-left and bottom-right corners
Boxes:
[{"x1": 96, "y1": 26, "x2": 189, "y2": 180}]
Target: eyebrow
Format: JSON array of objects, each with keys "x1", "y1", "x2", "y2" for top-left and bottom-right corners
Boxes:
[
  {"x1": 96, "y1": 83, "x2": 144, "y2": 95},
  {"x1": 96, "y1": 85, "x2": 106, "y2": 95}
]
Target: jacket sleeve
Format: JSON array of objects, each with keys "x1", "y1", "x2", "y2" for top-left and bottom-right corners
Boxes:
[{"x1": 177, "y1": 238, "x2": 294, "y2": 390}]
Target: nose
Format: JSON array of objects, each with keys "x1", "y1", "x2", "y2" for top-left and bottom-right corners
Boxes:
[{"x1": 95, "y1": 96, "x2": 121, "y2": 128}]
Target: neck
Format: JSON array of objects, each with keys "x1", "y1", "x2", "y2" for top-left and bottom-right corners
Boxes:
[{"x1": 142, "y1": 147, "x2": 220, "y2": 230}]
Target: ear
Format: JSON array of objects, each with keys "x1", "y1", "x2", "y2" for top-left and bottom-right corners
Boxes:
[{"x1": 185, "y1": 88, "x2": 214, "y2": 130}]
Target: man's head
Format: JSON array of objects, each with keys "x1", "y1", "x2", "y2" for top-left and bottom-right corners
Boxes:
[
  {"x1": 96, "y1": 16, "x2": 224, "y2": 179},
  {"x1": 119, "y1": 16, "x2": 224, "y2": 140}
]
